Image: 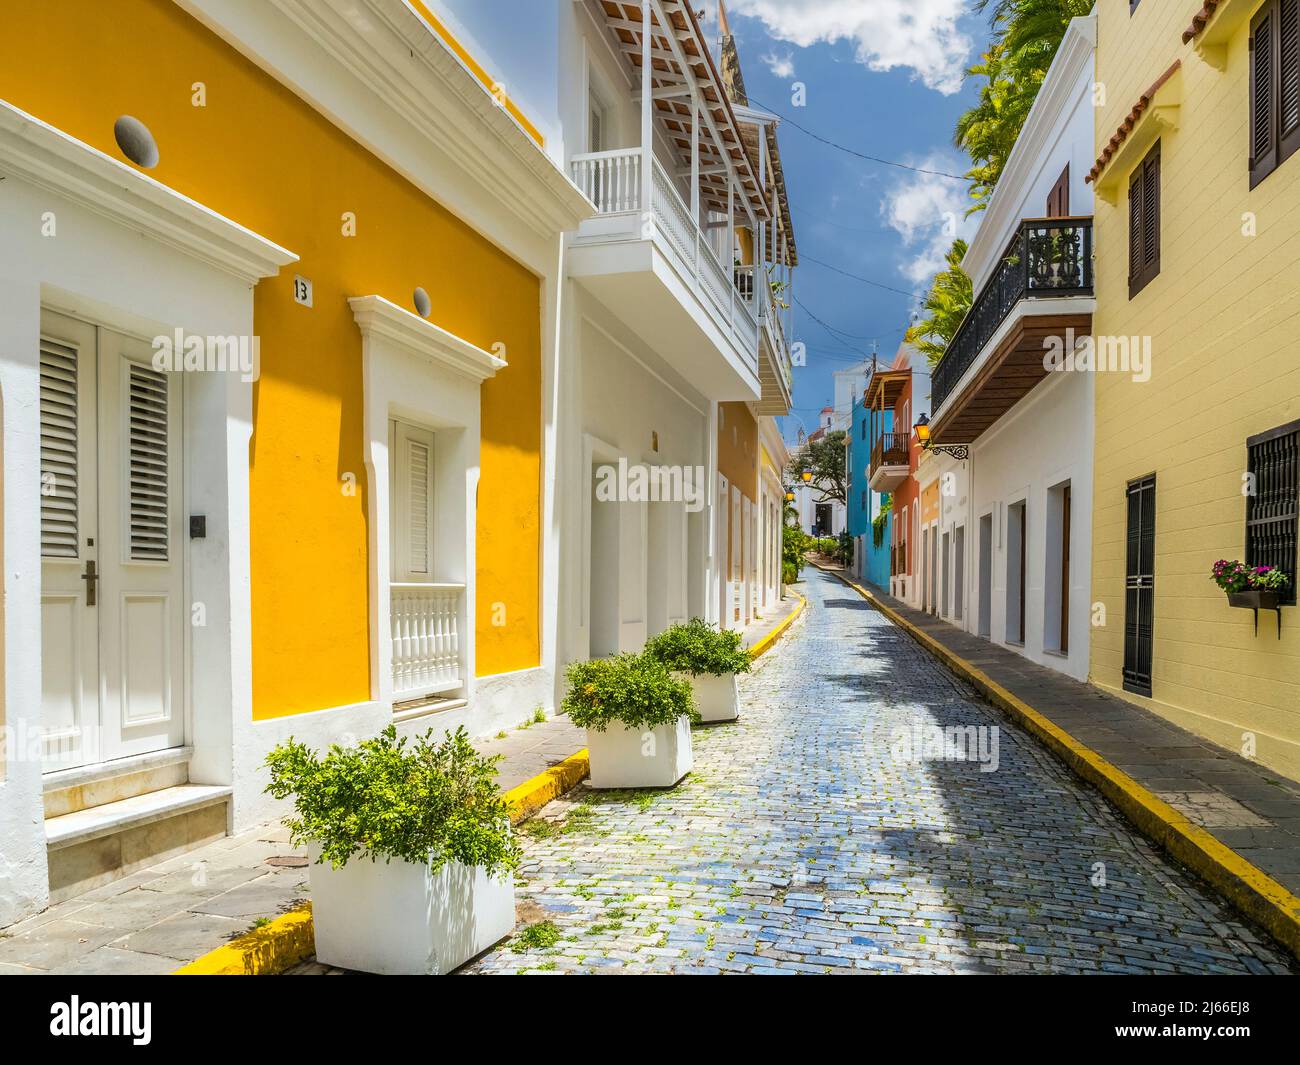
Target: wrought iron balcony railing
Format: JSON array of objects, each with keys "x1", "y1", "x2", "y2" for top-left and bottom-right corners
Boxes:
[
  {"x1": 870, "y1": 432, "x2": 911, "y2": 476},
  {"x1": 930, "y1": 216, "x2": 1093, "y2": 415}
]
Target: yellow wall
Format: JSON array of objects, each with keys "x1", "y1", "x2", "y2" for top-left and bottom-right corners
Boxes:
[
  {"x1": 718, "y1": 402, "x2": 758, "y2": 501},
  {"x1": 1091, "y1": 0, "x2": 1300, "y2": 778},
  {"x1": 1, "y1": 0, "x2": 543, "y2": 718}
]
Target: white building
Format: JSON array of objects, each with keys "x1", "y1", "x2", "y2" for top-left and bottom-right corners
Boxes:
[
  {"x1": 443, "y1": 1, "x2": 798, "y2": 656},
  {"x1": 921, "y1": 15, "x2": 1097, "y2": 680}
]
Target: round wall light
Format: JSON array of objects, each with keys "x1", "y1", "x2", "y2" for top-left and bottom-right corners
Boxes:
[
  {"x1": 413, "y1": 287, "x2": 432, "y2": 319},
  {"x1": 113, "y1": 116, "x2": 159, "y2": 169}
]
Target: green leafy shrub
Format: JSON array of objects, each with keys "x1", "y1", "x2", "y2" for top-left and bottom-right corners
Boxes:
[
  {"x1": 644, "y1": 618, "x2": 751, "y2": 676},
  {"x1": 562, "y1": 653, "x2": 696, "y2": 732},
  {"x1": 872, "y1": 496, "x2": 892, "y2": 549},
  {"x1": 264, "y1": 725, "x2": 518, "y2": 874},
  {"x1": 783, "y1": 524, "x2": 809, "y2": 578}
]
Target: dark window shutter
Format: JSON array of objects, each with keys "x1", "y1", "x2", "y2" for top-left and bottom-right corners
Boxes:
[
  {"x1": 1142, "y1": 149, "x2": 1160, "y2": 274},
  {"x1": 1253, "y1": 2, "x2": 1281, "y2": 186},
  {"x1": 1128, "y1": 166, "x2": 1143, "y2": 289},
  {"x1": 1281, "y1": 0, "x2": 1300, "y2": 159},
  {"x1": 1128, "y1": 143, "x2": 1160, "y2": 298}
]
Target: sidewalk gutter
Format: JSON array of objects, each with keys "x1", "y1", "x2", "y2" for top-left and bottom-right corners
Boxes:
[
  {"x1": 176, "y1": 594, "x2": 808, "y2": 974},
  {"x1": 748, "y1": 591, "x2": 806, "y2": 660},
  {"x1": 819, "y1": 563, "x2": 1300, "y2": 961},
  {"x1": 174, "y1": 904, "x2": 315, "y2": 976}
]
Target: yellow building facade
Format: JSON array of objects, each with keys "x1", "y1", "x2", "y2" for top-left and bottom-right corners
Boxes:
[
  {"x1": 0, "y1": 0, "x2": 588, "y2": 920},
  {"x1": 1089, "y1": 0, "x2": 1300, "y2": 778}
]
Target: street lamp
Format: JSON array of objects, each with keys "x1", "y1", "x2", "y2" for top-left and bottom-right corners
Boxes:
[
  {"x1": 800, "y1": 469, "x2": 813, "y2": 483},
  {"x1": 913, "y1": 411, "x2": 970, "y2": 461},
  {"x1": 784, "y1": 490, "x2": 796, "y2": 502}
]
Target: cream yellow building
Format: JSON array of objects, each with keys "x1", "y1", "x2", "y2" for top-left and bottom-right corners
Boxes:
[{"x1": 1089, "y1": 0, "x2": 1300, "y2": 779}]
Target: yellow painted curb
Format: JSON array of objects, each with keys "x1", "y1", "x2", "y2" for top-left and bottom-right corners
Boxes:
[
  {"x1": 174, "y1": 750, "x2": 593, "y2": 974},
  {"x1": 173, "y1": 903, "x2": 315, "y2": 975},
  {"x1": 505, "y1": 748, "x2": 591, "y2": 825},
  {"x1": 824, "y1": 567, "x2": 1300, "y2": 961},
  {"x1": 748, "y1": 591, "x2": 807, "y2": 660}
]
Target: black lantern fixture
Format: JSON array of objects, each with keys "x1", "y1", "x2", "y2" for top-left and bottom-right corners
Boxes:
[{"x1": 913, "y1": 412, "x2": 969, "y2": 461}]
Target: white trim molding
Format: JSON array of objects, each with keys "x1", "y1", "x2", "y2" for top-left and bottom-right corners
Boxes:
[
  {"x1": 0, "y1": 99, "x2": 297, "y2": 284},
  {"x1": 348, "y1": 295, "x2": 507, "y2": 382},
  {"x1": 246, "y1": 0, "x2": 595, "y2": 237}
]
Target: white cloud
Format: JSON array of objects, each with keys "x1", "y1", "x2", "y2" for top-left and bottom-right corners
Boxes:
[
  {"x1": 761, "y1": 51, "x2": 797, "y2": 79},
  {"x1": 879, "y1": 154, "x2": 980, "y2": 285},
  {"x1": 726, "y1": 0, "x2": 972, "y2": 95}
]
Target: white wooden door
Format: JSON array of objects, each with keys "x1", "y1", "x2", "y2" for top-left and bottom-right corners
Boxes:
[
  {"x1": 39, "y1": 313, "x2": 100, "y2": 769},
  {"x1": 40, "y1": 312, "x2": 185, "y2": 771}
]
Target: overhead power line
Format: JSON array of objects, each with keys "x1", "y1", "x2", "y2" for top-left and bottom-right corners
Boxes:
[
  {"x1": 748, "y1": 96, "x2": 969, "y2": 181},
  {"x1": 800, "y1": 255, "x2": 925, "y2": 300}
]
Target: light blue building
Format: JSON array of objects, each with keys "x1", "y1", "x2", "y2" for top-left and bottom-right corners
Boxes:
[{"x1": 847, "y1": 388, "x2": 892, "y2": 589}]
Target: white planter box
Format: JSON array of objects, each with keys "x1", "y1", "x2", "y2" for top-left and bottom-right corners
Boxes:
[
  {"x1": 307, "y1": 842, "x2": 515, "y2": 975},
  {"x1": 677, "y1": 672, "x2": 740, "y2": 722},
  {"x1": 586, "y1": 716, "x2": 693, "y2": 789}
]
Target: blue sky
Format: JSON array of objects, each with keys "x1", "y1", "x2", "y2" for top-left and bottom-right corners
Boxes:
[{"x1": 706, "y1": 0, "x2": 992, "y2": 437}]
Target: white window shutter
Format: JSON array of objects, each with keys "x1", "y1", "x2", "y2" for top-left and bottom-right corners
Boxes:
[{"x1": 392, "y1": 422, "x2": 436, "y2": 581}]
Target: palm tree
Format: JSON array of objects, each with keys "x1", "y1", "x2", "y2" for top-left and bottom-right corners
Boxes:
[
  {"x1": 956, "y1": 0, "x2": 1093, "y2": 212},
  {"x1": 906, "y1": 240, "x2": 973, "y2": 365}
]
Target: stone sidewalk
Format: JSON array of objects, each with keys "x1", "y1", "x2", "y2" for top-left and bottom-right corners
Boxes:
[
  {"x1": 842, "y1": 570, "x2": 1300, "y2": 900},
  {"x1": 0, "y1": 713, "x2": 583, "y2": 975}
]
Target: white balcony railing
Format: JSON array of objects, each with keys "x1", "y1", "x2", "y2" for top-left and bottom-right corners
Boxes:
[
  {"x1": 570, "y1": 147, "x2": 759, "y2": 362},
  {"x1": 571, "y1": 147, "x2": 642, "y2": 213},
  {"x1": 390, "y1": 582, "x2": 464, "y2": 699}
]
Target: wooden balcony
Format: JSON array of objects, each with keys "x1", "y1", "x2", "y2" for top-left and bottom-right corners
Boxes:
[
  {"x1": 869, "y1": 432, "x2": 911, "y2": 492},
  {"x1": 929, "y1": 217, "x2": 1095, "y2": 444}
]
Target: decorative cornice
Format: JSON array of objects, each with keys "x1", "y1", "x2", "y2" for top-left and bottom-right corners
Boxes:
[
  {"x1": 349, "y1": 295, "x2": 506, "y2": 383},
  {"x1": 263, "y1": 0, "x2": 593, "y2": 238},
  {"x1": 0, "y1": 99, "x2": 297, "y2": 284},
  {"x1": 1087, "y1": 61, "x2": 1182, "y2": 187},
  {"x1": 1183, "y1": 0, "x2": 1225, "y2": 43},
  {"x1": 1180, "y1": 0, "x2": 1254, "y2": 69},
  {"x1": 962, "y1": 15, "x2": 1096, "y2": 288}
]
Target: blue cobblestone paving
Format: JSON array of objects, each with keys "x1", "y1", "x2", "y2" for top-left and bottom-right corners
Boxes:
[{"x1": 465, "y1": 570, "x2": 1297, "y2": 975}]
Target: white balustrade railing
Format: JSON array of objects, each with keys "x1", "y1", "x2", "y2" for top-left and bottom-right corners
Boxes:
[
  {"x1": 570, "y1": 148, "x2": 642, "y2": 214},
  {"x1": 390, "y1": 582, "x2": 464, "y2": 699},
  {"x1": 571, "y1": 148, "x2": 759, "y2": 366}
]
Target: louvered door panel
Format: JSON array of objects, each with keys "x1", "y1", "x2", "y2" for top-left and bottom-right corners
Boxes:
[
  {"x1": 39, "y1": 311, "x2": 100, "y2": 771},
  {"x1": 98, "y1": 330, "x2": 185, "y2": 762},
  {"x1": 40, "y1": 339, "x2": 82, "y2": 559},
  {"x1": 1123, "y1": 476, "x2": 1156, "y2": 697},
  {"x1": 126, "y1": 364, "x2": 170, "y2": 562}
]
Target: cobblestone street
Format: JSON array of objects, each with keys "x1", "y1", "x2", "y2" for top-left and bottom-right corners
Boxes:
[{"x1": 466, "y1": 571, "x2": 1297, "y2": 975}]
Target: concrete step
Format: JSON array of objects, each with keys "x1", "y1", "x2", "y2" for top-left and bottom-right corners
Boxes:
[
  {"x1": 46, "y1": 784, "x2": 232, "y2": 850},
  {"x1": 43, "y1": 746, "x2": 193, "y2": 818},
  {"x1": 45, "y1": 784, "x2": 232, "y2": 904}
]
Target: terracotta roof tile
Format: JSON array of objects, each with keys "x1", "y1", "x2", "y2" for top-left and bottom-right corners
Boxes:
[
  {"x1": 1086, "y1": 60, "x2": 1180, "y2": 184},
  {"x1": 1182, "y1": 0, "x2": 1223, "y2": 44}
]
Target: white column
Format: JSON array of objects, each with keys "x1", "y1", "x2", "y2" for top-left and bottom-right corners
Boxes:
[
  {"x1": 691, "y1": 96, "x2": 700, "y2": 278},
  {"x1": 640, "y1": 1, "x2": 653, "y2": 221}
]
